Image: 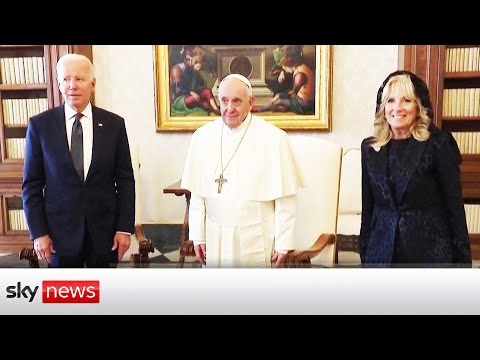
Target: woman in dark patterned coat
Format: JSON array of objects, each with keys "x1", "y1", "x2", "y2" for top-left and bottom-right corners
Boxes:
[{"x1": 359, "y1": 70, "x2": 472, "y2": 267}]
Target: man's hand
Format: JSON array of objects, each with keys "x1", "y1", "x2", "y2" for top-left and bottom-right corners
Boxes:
[
  {"x1": 34, "y1": 235, "x2": 55, "y2": 264},
  {"x1": 112, "y1": 232, "x2": 131, "y2": 261},
  {"x1": 194, "y1": 244, "x2": 206, "y2": 266},
  {"x1": 271, "y1": 252, "x2": 288, "y2": 268}
]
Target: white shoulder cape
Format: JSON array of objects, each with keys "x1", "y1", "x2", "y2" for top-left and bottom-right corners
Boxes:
[{"x1": 181, "y1": 115, "x2": 304, "y2": 201}]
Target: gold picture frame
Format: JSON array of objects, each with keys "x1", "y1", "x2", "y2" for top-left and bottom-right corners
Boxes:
[{"x1": 154, "y1": 45, "x2": 332, "y2": 131}]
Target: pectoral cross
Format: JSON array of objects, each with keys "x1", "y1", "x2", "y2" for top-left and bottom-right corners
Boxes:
[{"x1": 215, "y1": 173, "x2": 227, "y2": 193}]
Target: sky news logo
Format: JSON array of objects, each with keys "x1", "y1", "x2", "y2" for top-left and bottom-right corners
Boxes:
[{"x1": 6, "y1": 281, "x2": 100, "y2": 303}]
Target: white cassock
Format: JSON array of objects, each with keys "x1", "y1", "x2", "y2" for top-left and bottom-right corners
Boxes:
[{"x1": 181, "y1": 114, "x2": 304, "y2": 268}]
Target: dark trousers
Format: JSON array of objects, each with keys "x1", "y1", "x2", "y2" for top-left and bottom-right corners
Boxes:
[{"x1": 50, "y1": 222, "x2": 118, "y2": 268}]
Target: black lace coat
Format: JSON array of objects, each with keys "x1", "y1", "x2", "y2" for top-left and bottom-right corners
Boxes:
[{"x1": 359, "y1": 128, "x2": 472, "y2": 267}]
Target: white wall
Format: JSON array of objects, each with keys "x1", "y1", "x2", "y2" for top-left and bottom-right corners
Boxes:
[{"x1": 92, "y1": 45, "x2": 399, "y2": 224}]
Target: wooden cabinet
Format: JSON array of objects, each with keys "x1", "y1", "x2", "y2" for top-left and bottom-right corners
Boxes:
[
  {"x1": 405, "y1": 45, "x2": 480, "y2": 259},
  {"x1": 0, "y1": 45, "x2": 92, "y2": 252}
]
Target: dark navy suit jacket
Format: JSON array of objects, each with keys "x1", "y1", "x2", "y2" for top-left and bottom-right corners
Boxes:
[
  {"x1": 359, "y1": 128, "x2": 471, "y2": 267},
  {"x1": 22, "y1": 104, "x2": 135, "y2": 256}
]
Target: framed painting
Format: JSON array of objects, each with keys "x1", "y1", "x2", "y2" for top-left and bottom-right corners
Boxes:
[{"x1": 154, "y1": 45, "x2": 333, "y2": 131}]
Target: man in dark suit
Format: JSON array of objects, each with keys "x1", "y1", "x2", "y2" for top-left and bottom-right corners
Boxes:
[{"x1": 22, "y1": 53, "x2": 135, "y2": 268}]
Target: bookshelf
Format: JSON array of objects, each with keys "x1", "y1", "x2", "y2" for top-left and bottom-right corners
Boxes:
[
  {"x1": 404, "y1": 45, "x2": 480, "y2": 259},
  {"x1": 0, "y1": 45, "x2": 92, "y2": 252}
]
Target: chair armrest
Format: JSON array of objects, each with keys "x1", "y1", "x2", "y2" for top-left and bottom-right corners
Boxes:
[
  {"x1": 285, "y1": 233, "x2": 336, "y2": 267},
  {"x1": 130, "y1": 224, "x2": 155, "y2": 268},
  {"x1": 135, "y1": 224, "x2": 154, "y2": 256},
  {"x1": 19, "y1": 247, "x2": 40, "y2": 268},
  {"x1": 180, "y1": 240, "x2": 195, "y2": 256}
]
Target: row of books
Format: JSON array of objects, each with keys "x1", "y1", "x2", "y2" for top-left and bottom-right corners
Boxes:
[
  {"x1": 442, "y1": 88, "x2": 480, "y2": 117},
  {"x1": 0, "y1": 56, "x2": 46, "y2": 85},
  {"x1": 8, "y1": 209, "x2": 28, "y2": 231},
  {"x1": 465, "y1": 204, "x2": 480, "y2": 235},
  {"x1": 445, "y1": 47, "x2": 480, "y2": 73},
  {"x1": 5, "y1": 138, "x2": 26, "y2": 159},
  {"x1": 2, "y1": 98, "x2": 48, "y2": 126},
  {"x1": 451, "y1": 132, "x2": 480, "y2": 154}
]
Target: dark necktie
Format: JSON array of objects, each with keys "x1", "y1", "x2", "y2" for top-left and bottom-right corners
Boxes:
[{"x1": 71, "y1": 113, "x2": 84, "y2": 181}]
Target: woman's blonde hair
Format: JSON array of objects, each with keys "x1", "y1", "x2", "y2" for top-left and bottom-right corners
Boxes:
[{"x1": 372, "y1": 74, "x2": 431, "y2": 148}]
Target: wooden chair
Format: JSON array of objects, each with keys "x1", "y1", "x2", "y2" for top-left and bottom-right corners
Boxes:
[
  {"x1": 162, "y1": 181, "x2": 196, "y2": 268},
  {"x1": 285, "y1": 136, "x2": 343, "y2": 267}
]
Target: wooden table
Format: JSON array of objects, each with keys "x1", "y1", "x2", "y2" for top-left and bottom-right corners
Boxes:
[{"x1": 163, "y1": 180, "x2": 195, "y2": 267}]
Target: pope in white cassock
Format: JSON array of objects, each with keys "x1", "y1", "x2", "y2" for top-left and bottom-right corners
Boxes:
[{"x1": 181, "y1": 74, "x2": 304, "y2": 267}]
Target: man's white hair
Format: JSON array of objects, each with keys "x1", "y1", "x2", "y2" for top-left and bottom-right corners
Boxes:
[{"x1": 56, "y1": 53, "x2": 95, "y2": 81}]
